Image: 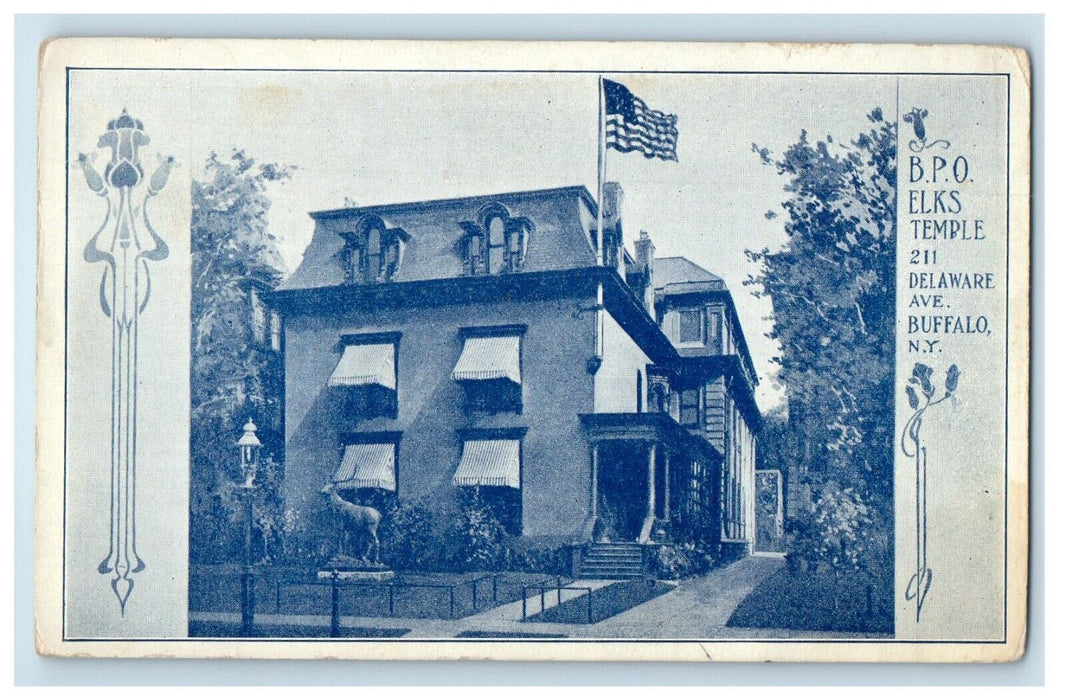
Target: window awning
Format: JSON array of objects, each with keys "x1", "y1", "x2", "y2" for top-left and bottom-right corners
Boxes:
[
  {"x1": 453, "y1": 439, "x2": 521, "y2": 488},
  {"x1": 451, "y1": 335, "x2": 521, "y2": 384},
  {"x1": 333, "y1": 443, "x2": 396, "y2": 491},
  {"x1": 328, "y1": 343, "x2": 395, "y2": 389}
]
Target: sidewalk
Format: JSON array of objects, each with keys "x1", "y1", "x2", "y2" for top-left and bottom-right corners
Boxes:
[{"x1": 192, "y1": 557, "x2": 810, "y2": 639}]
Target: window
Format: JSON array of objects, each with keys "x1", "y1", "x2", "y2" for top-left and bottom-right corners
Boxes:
[
  {"x1": 250, "y1": 288, "x2": 267, "y2": 344},
  {"x1": 678, "y1": 308, "x2": 704, "y2": 345},
  {"x1": 329, "y1": 332, "x2": 401, "y2": 420},
  {"x1": 679, "y1": 388, "x2": 701, "y2": 426},
  {"x1": 452, "y1": 326, "x2": 525, "y2": 414},
  {"x1": 463, "y1": 229, "x2": 486, "y2": 275},
  {"x1": 506, "y1": 220, "x2": 526, "y2": 271},
  {"x1": 342, "y1": 216, "x2": 407, "y2": 284},
  {"x1": 383, "y1": 236, "x2": 401, "y2": 279},
  {"x1": 333, "y1": 436, "x2": 401, "y2": 513},
  {"x1": 270, "y1": 311, "x2": 282, "y2": 352},
  {"x1": 462, "y1": 380, "x2": 522, "y2": 414},
  {"x1": 459, "y1": 204, "x2": 532, "y2": 276},
  {"x1": 706, "y1": 309, "x2": 723, "y2": 353},
  {"x1": 487, "y1": 215, "x2": 506, "y2": 274},
  {"x1": 453, "y1": 433, "x2": 524, "y2": 536},
  {"x1": 636, "y1": 370, "x2": 644, "y2": 414},
  {"x1": 650, "y1": 383, "x2": 668, "y2": 414},
  {"x1": 365, "y1": 226, "x2": 382, "y2": 281},
  {"x1": 334, "y1": 442, "x2": 397, "y2": 492}
]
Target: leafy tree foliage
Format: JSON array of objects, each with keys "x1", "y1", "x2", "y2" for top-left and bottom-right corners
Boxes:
[
  {"x1": 748, "y1": 109, "x2": 896, "y2": 502},
  {"x1": 189, "y1": 150, "x2": 294, "y2": 564},
  {"x1": 747, "y1": 110, "x2": 895, "y2": 589}
]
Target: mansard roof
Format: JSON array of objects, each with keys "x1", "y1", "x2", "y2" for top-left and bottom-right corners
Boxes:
[
  {"x1": 651, "y1": 256, "x2": 726, "y2": 292},
  {"x1": 278, "y1": 185, "x2": 599, "y2": 292}
]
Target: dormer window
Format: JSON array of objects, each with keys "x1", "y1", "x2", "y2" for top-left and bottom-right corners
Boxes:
[
  {"x1": 678, "y1": 308, "x2": 705, "y2": 346},
  {"x1": 706, "y1": 308, "x2": 723, "y2": 353},
  {"x1": 505, "y1": 218, "x2": 530, "y2": 272},
  {"x1": 365, "y1": 226, "x2": 382, "y2": 280},
  {"x1": 487, "y1": 214, "x2": 506, "y2": 273},
  {"x1": 459, "y1": 204, "x2": 532, "y2": 276},
  {"x1": 342, "y1": 215, "x2": 407, "y2": 284}
]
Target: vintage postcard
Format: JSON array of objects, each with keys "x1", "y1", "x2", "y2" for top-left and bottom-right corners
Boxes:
[{"x1": 35, "y1": 39, "x2": 1030, "y2": 661}]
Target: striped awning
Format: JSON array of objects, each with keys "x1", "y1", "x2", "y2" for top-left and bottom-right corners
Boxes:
[
  {"x1": 451, "y1": 335, "x2": 521, "y2": 384},
  {"x1": 328, "y1": 343, "x2": 395, "y2": 389},
  {"x1": 453, "y1": 439, "x2": 520, "y2": 488},
  {"x1": 333, "y1": 443, "x2": 396, "y2": 491}
]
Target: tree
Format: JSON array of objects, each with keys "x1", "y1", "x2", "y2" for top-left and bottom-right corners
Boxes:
[
  {"x1": 747, "y1": 110, "x2": 895, "y2": 582},
  {"x1": 189, "y1": 149, "x2": 294, "y2": 564},
  {"x1": 748, "y1": 109, "x2": 896, "y2": 497}
]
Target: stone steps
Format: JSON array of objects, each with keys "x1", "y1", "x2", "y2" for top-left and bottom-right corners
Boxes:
[{"x1": 578, "y1": 543, "x2": 648, "y2": 580}]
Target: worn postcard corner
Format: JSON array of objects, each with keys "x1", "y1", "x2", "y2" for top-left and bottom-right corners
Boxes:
[{"x1": 34, "y1": 38, "x2": 1030, "y2": 662}]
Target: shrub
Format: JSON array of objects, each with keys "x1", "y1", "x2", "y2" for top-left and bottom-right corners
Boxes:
[
  {"x1": 380, "y1": 499, "x2": 443, "y2": 571},
  {"x1": 656, "y1": 542, "x2": 715, "y2": 580},
  {"x1": 444, "y1": 492, "x2": 507, "y2": 571},
  {"x1": 787, "y1": 482, "x2": 887, "y2": 579},
  {"x1": 502, "y1": 541, "x2": 572, "y2": 575}
]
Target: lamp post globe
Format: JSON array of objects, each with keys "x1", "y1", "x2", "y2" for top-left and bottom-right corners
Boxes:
[{"x1": 237, "y1": 417, "x2": 262, "y2": 487}]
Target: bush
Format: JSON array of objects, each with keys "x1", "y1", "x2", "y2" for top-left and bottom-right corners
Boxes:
[
  {"x1": 443, "y1": 492, "x2": 507, "y2": 571},
  {"x1": 502, "y1": 541, "x2": 572, "y2": 575},
  {"x1": 787, "y1": 482, "x2": 891, "y2": 584},
  {"x1": 380, "y1": 499, "x2": 443, "y2": 571},
  {"x1": 656, "y1": 542, "x2": 715, "y2": 580}
]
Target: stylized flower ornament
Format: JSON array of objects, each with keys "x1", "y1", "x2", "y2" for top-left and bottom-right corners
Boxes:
[
  {"x1": 76, "y1": 110, "x2": 174, "y2": 614},
  {"x1": 901, "y1": 362, "x2": 961, "y2": 623}
]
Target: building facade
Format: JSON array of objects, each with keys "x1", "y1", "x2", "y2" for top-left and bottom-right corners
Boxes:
[{"x1": 270, "y1": 185, "x2": 761, "y2": 561}]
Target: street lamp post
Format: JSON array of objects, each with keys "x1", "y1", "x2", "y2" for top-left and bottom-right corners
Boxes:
[{"x1": 236, "y1": 418, "x2": 261, "y2": 637}]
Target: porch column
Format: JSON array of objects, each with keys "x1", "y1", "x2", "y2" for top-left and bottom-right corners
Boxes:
[
  {"x1": 639, "y1": 441, "x2": 657, "y2": 543},
  {"x1": 582, "y1": 441, "x2": 600, "y2": 541},
  {"x1": 590, "y1": 442, "x2": 599, "y2": 518},
  {"x1": 663, "y1": 450, "x2": 671, "y2": 521}
]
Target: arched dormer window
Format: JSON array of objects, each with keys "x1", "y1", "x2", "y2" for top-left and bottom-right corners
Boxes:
[
  {"x1": 341, "y1": 215, "x2": 408, "y2": 284},
  {"x1": 459, "y1": 204, "x2": 532, "y2": 276},
  {"x1": 487, "y1": 212, "x2": 506, "y2": 274}
]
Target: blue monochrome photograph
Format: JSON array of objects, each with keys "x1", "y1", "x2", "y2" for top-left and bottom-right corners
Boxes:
[{"x1": 35, "y1": 40, "x2": 1030, "y2": 661}]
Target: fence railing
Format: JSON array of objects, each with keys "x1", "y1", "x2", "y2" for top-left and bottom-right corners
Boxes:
[
  {"x1": 520, "y1": 576, "x2": 595, "y2": 622},
  {"x1": 252, "y1": 571, "x2": 510, "y2": 636},
  {"x1": 192, "y1": 569, "x2": 564, "y2": 636}
]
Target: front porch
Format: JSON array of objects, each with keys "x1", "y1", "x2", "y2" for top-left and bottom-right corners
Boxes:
[{"x1": 578, "y1": 413, "x2": 723, "y2": 549}]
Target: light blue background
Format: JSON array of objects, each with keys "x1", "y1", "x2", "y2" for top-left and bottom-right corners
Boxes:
[{"x1": 13, "y1": 12, "x2": 1044, "y2": 686}]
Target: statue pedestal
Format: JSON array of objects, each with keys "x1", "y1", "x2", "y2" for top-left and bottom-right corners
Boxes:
[
  {"x1": 317, "y1": 555, "x2": 395, "y2": 582},
  {"x1": 317, "y1": 568, "x2": 395, "y2": 582}
]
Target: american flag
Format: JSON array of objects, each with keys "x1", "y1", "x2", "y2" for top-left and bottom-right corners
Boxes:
[{"x1": 603, "y1": 78, "x2": 679, "y2": 162}]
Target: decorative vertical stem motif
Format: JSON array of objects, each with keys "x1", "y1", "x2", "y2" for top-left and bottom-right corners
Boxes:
[
  {"x1": 76, "y1": 110, "x2": 174, "y2": 614},
  {"x1": 900, "y1": 361, "x2": 960, "y2": 623}
]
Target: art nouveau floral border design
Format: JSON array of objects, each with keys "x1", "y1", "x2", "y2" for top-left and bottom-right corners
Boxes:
[{"x1": 75, "y1": 110, "x2": 174, "y2": 613}]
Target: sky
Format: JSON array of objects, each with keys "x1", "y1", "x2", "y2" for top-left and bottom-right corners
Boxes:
[{"x1": 72, "y1": 69, "x2": 896, "y2": 410}]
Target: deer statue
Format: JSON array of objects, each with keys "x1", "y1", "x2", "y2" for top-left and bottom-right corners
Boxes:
[{"x1": 320, "y1": 483, "x2": 382, "y2": 564}]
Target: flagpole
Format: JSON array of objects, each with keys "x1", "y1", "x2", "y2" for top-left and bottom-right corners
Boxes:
[
  {"x1": 594, "y1": 75, "x2": 606, "y2": 361},
  {"x1": 596, "y1": 75, "x2": 606, "y2": 267}
]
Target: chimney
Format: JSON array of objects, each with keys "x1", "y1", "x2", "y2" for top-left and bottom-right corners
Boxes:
[
  {"x1": 600, "y1": 182, "x2": 624, "y2": 269},
  {"x1": 602, "y1": 182, "x2": 624, "y2": 231},
  {"x1": 634, "y1": 230, "x2": 656, "y2": 316}
]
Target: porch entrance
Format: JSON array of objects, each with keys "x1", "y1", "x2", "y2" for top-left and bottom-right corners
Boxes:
[
  {"x1": 581, "y1": 413, "x2": 722, "y2": 547},
  {"x1": 595, "y1": 441, "x2": 650, "y2": 541}
]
